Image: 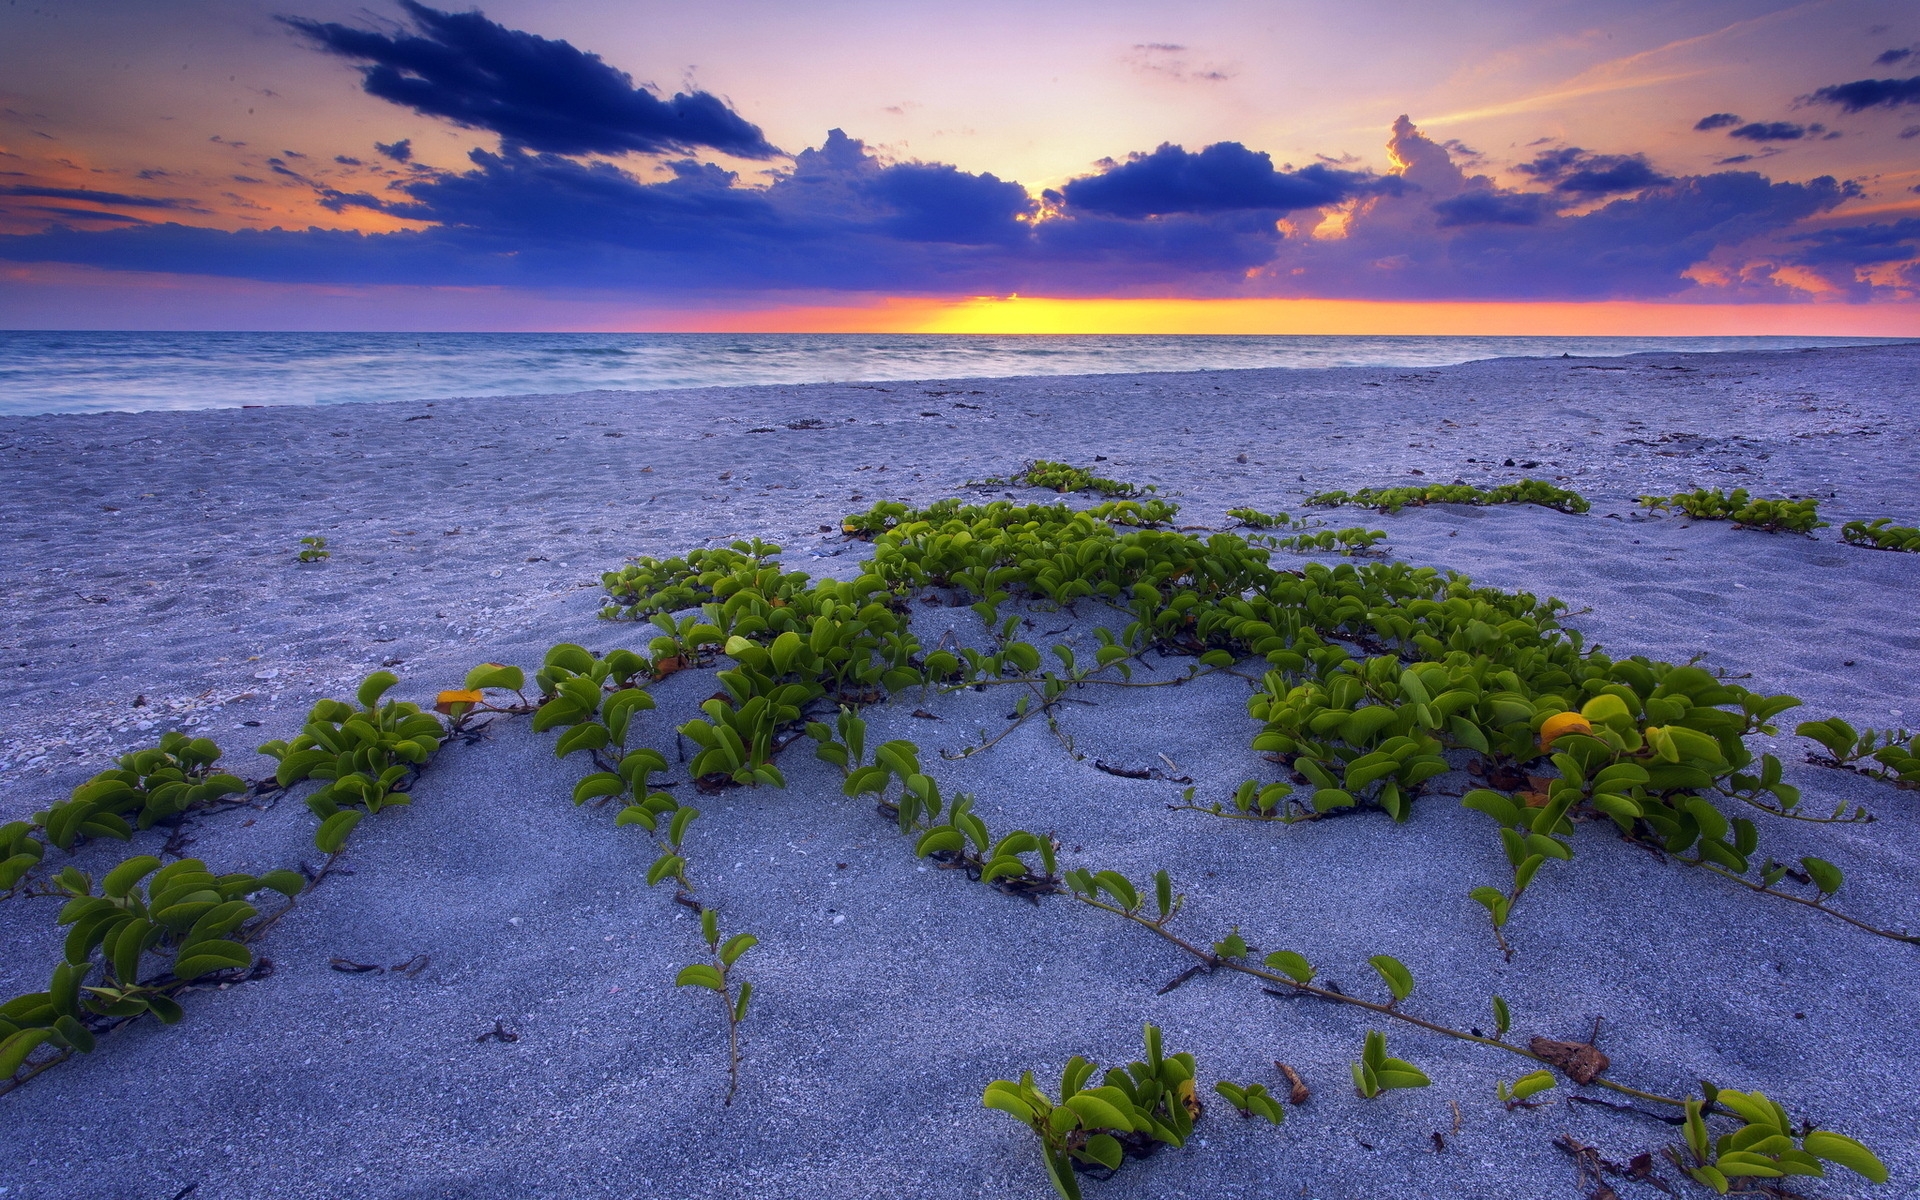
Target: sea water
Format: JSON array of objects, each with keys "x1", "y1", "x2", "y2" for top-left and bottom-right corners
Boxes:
[{"x1": 0, "y1": 331, "x2": 1904, "y2": 417}]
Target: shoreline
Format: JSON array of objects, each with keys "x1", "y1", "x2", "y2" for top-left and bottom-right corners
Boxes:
[
  {"x1": 1, "y1": 342, "x2": 1916, "y2": 1198},
  {"x1": 3, "y1": 331, "x2": 1913, "y2": 418}
]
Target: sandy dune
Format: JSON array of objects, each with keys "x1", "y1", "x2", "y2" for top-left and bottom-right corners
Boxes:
[{"x1": 1, "y1": 343, "x2": 1916, "y2": 1199}]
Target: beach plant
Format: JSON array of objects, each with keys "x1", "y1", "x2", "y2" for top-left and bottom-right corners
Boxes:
[
  {"x1": 296, "y1": 535, "x2": 329, "y2": 562},
  {"x1": 1350, "y1": 1030, "x2": 1431, "y2": 1099},
  {"x1": 1256, "y1": 527, "x2": 1388, "y2": 555},
  {"x1": 1012, "y1": 460, "x2": 1148, "y2": 498},
  {"x1": 1797, "y1": 717, "x2": 1919, "y2": 787},
  {"x1": 1210, "y1": 1080, "x2": 1285, "y2": 1123},
  {"x1": 600, "y1": 539, "x2": 798, "y2": 621},
  {"x1": 1061, "y1": 860, "x2": 1891, "y2": 1181},
  {"x1": 584, "y1": 492, "x2": 1914, "y2": 949},
  {"x1": 1, "y1": 854, "x2": 302, "y2": 1092},
  {"x1": 1841, "y1": 518, "x2": 1920, "y2": 552},
  {"x1": 1226, "y1": 507, "x2": 1297, "y2": 529},
  {"x1": 0, "y1": 822, "x2": 45, "y2": 896},
  {"x1": 1496, "y1": 1070, "x2": 1557, "y2": 1110},
  {"x1": 32, "y1": 732, "x2": 247, "y2": 850},
  {"x1": 1638, "y1": 488, "x2": 1825, "y2": 534},
  {"x1": 1308, "y1": 479, "x2": 1590, "y2": 514},
  {"x1": 811, "y1": 715, "x2": 1060, "y2": 898},
  {"x1": 982, "y1": 1023, "x2": 1213, "y2": 1199},
  {"x1": 257, "y1": 671, "x2": 445, "y2": 854},
  {"x1": 1084, "y1": 498, "x2": 1179, "y2": 527},
  {"x1": 674, "y1": 906, "x2": 756, "y2": 1105},
  {"x1": 488, "y1": 643, "x2": 760, "y2": 1104},
  {"x1": 1673, "y1": 1089, "x2": 1886, "y2": 1193}
]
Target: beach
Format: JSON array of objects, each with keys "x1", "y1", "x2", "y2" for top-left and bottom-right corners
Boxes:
[{"x1": 1, "y1": 341, "x2": 1917, "y2": 1199}]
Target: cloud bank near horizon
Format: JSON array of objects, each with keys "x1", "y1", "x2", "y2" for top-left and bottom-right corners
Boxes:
[{"x1": 1, "y1": 3, "x2": 1915, "y2": 307}]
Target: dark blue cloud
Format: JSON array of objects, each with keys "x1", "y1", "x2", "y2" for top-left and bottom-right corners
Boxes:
[
  {"x1": 1729, "y1": 122, "x2": 1806, "y2": 141},
  {"x1": 1805, "y1": 75, "x2": 1920, "y2": 112},
  {"x1": 1788, "y1": 217, "x2": 1920, "y2": 266},
  {"x1": 1693, "y1": 112, "x2": 1742, "y2": 130},
  {"x1": 0, "y1": 184, "x2": 200, "y2": 211},
  {"x1": 22, "y1": 206, "x2": 151, "y2": 224},
  {"x1": 1876, "y1": 48, "x2": 1913, "y2": 66},
  {"x1": 1431, "y1": 190, "x2": 1547, "y2": 227},
  {"x1": 1514, "y1": 147, "x2": 1670, "y2": 195},
  {"x1": 334, "y1": 155, "x2": 363, "y2": 166},
  {"x1": 374, "y1": 139, "x2": 412, "y2": 162},
  {"x1": 1056, "y1": 142, "x2": 1376, "y2": 218},
  {"x1": 285, "y1": 1, "x2": 778, "y2": 159}
]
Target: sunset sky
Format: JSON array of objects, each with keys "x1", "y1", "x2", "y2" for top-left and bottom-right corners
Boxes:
[{"x1": 3, "y1": 0, "x2": 1918, "y2": 332}]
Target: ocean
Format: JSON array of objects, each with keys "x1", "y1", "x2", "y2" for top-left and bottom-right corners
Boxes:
[{"x1": 0, "y1": 331, "x2": 1905, "y2": 417}]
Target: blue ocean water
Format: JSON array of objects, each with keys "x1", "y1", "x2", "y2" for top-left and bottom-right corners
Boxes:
[{"x1": 0, "y1": 331, "x2": 1906, "y2": 417}]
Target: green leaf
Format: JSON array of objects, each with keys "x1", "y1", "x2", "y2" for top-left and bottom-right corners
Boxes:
[
  {"x1": 173, "y1": 938, "x2": 252, "y2": 980},
  {"x1": 1264, "y1": 950, "x2": 1315, "y2": 984},
  {"x1": 1802, "y1": 1132, "x2": 1887, "y2": 1184},
  {"x1": 667, "y1": 805, "x2": 699, "y2": 848},
  {"x1": 1800, "y1": 856, "x2": 1843, "y2": 896},
  {"x1": 646, "y1": 854, "x2": 685, "y2": 887},
  {"x1": 1081, "y1": 1131, "x2": 1124, "y2": 1170},
  {"x1": 1492, "y1": 995, "x2": 1511, "y2": 1037},
  {"x1": 313, "y1": 809, "x2": 363, "y2": 855},
  {"x1": 553, "y1": 722, "x2": 611, "y2": 759},
  {"x1": 102, "y1": 855, "x2": 161, "y2": 899},
  {"x1": 572, "y1": 773, "x2": 627, "y2": 806},
  {"x1": 982, "y1": 1082, "x2": 1035, "y2": 1125},
  {"x1": 1063, "y1": 1090, "x2": 1134, "y2": 1132},
  {"x1": 464, "y1": 663, "x2": 526, "y2": 692},
  {"x1": 1092, "y1": 870, "x2": 1140, "y2": 911},
  {"x1": 720, "y1": 933, "x2": 757, "y2": 966},
  {"x1": 1368, "y1": 954, "x2": 1415, "y2": 1002},
  {"x1": 0, "y1": 1027, "x2": 56, "y2": 1077},
  {"x1": 674, "y1": 964, "x2": 725, "y2": 991},
  {"x1": 356, "y1": 671, "x2": 399, "y2": 708},
  {"x1": 914, "y1": 828, "x2": 965, "y2": 857}
]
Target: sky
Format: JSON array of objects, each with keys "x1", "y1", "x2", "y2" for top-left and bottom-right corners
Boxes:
[{"x1": 2, "y1": 0, "x2": 1918, "y2": 333}]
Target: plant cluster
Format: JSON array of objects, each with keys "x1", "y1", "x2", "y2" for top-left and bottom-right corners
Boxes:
[
  {"x1": 259, "y1": 672, "x2": 445, "y2": 855},
  {"x1": 1012, "y1": 460, "x2": 1149, "y2": 498},
  {"x1": 1253, "y1": 527, "x2": 1388, "y2": 556},
  {"x1": 1638, "y1": 488, "x2": 1825, "y2": 534},
  {"x1": 1308, "y1": 479, "x2": 1590, "y2": 514},
  {"x1": 1226, "y1": 507, "x2": 1300, "y2": 529},
  {"x1": 809, "y1": 710, "x2": 1060, "y2": 898},
  {"x1": 2, "y1": 852, "x2": 302, "y2": 1090},
  {"x1": 1841, "y1": 518, "x2": 1920, "y2": 552},
  {"x1": 984, "y1": 1023, "x2": 1275, "y2": 1199},
  {"x1": 0, "y1": 822, "x2": 44, "y2": 896},
  {"x1": 31, "y1": 732, "x2": 246, "y2": 852},
  {"x1": 296, "y1": 535, "x2": 330, "y2": 562},
  {"x1": 1083, "y1": 498, "x2": 1179, "y2": 527},
  {"x1": 1798, "y1": 717, "x2": 1919, "y2": 788},
  {"x1": 1058, "y1": 863, "x2": 1885, "y2": 1195},
  {"x1": 590, "y1": 491, "x2": 1909, "y2": 957},
  {"x1": 599, "y1": 539, "x2": 794, "y2": 621}
]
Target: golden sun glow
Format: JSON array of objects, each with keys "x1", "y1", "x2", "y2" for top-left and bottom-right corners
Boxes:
[{"x1": 673, "y1": 295, "x2": 1920, "y2": 337}]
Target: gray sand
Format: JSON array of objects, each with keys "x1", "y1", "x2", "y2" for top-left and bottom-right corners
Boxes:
[{"x1": 1, "y1": 344, "x2": 1917, "y2": 1199}]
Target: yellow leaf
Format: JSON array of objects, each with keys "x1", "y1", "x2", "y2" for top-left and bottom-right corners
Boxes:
[
  {"x1": 434, "y1": 689, "x2": 483, "y2": 714},
  {"x1": 1537, "y1": 711, "x2": 1592, "y2": 749}
]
